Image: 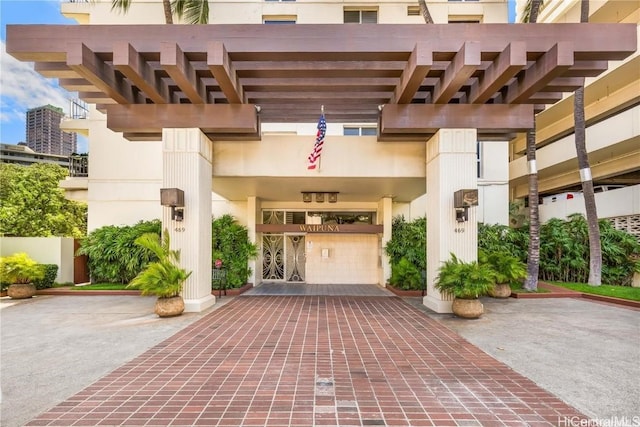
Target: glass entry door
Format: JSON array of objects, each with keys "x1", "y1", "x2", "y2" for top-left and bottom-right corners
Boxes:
[{"x1": 262, "y1": 234, "x2": 306, "y2": 283}]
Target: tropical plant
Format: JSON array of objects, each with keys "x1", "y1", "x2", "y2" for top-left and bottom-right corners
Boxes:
[
  {"x1": 479, "y1": 250, "x2": 526, "y2": 285},
  {"x1": 385, "y1": 215, "x2": 426, "y2": 272},
  {"x1": 573, "y1": 0, "x2": 602, "y2": 286},
  {"x1": 104, "y1": 0, "x2": 209, "y2": 24},
  {"x1": 434, "y1": 253, "x2": 495, "y2": 299},
  {"x1": 389, "y1": 257, "x2": 423, "y2": 290},
  {"x1": 0, "y1": 253, "x2": 45, "y2": 284},
  {"x1": 211, "y1": 215, "x2": 258, "y2": 288},
  {"x1": 521, "y1": 0, "x2": 544, "y2": 292},
  {"x1": 33, "y1": 264, "x2": 59, "y2": 289},
  {"x1": 478, "y1": 223, "x2": 528, "y2": 263},
  {"x1": 77, "y1": 220, "x2": 162, "y2": 283},
  {"x1": 128, "y1": 231, "x2": 191, "y2": 298},
  {"x1": 0, "y1": 163, "x2": 87, "y2": 238}
]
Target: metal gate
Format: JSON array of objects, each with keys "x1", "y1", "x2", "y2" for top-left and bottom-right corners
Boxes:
[{"x1": 262, "y1": 234, "x2": 306, "y2": 282}]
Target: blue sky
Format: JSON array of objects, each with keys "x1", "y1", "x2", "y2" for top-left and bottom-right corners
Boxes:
[
  {"x1": 1, "y1": 0, "x2": 516, "y2": 152},
  {"x1": 1, "y1": 0, "x2": 88, "y2": 151}
]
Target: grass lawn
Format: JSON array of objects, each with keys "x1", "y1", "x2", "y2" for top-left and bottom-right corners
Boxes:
[
  {"x1": 71, "y1": 283, "x2": 135, "y2": 291},
  {"x1": 550, "y1": 282, "x2": 640, "y2": 301}
]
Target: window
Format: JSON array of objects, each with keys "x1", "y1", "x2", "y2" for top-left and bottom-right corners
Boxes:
[
  {"x1": 344, "y1": 9, "x2": 378, "y2": 24},
  {"x1": 263, "y1": 15, "x2": 297, "y2": 24},
  {"x1": 407, "y1": 6, "x2": 420, "y2": 16},
  {"x1": 343, "y1": 126, "x2": 377, "y2": 136}
]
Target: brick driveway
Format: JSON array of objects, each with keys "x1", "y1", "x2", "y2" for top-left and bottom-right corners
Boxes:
[{"x1": 27, "y1": 295, "x2": 585, "y2": 426}]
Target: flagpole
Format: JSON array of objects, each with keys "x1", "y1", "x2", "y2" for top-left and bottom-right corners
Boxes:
[{"x1": 317, "y1": 105, "x2": 324, "y2": 172}]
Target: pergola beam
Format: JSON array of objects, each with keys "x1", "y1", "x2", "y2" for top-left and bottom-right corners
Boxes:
[
  {"x1": 114, "y1": 42, "x2": 169, "y2": 104},
  {"x1": 392, "y1": 43, "x2": 432, "y2": 104},
  {"x1": 380, "y1": 104, "x2": 534, "y2": 134},
  {"x1": 160, "y1": 42, "x2": 206, "y2": 104},
  {"x1": 106, "y1": 104, "x2": 259, "y2": 134},
  {"x1": 505, "y1": 42, "x2": 574, "y2": 104},
  {"x1": 433, "y1": 42, "x2": 481, "y2": 104},
  {"x1": 66, "y1": 42, "x2": 135, "y2": 104},
  {"x1": 208, "y1": 41, "x2": 244, "y2": 104},
  {"x1": 469, "y1": 42, "x2": 526, "y2": 104}
]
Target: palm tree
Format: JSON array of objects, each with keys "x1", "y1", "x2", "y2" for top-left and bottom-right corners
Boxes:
[
  {"x1": 418, "y1": 0, "x2": 434, "y2": 24},
  {"x1": 574, "y1": 0, "x2": 602, "y2": 286},
  {"x1": 521, "y1": 0, "x2": 543, "y2": 292},
  {"x1": 107, "y1": 0, "x2": 209, "y2": 24}
]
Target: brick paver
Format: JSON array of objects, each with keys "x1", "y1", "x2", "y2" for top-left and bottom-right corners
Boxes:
[{"x1": 27, "y1": 296, "x2": 586, "y2": 426}]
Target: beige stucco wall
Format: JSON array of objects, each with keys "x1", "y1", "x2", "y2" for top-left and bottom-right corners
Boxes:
[
  {"x1": 305, "y1": 234, "x2": 378, "y2": 284},
  {"x1": 64, "y1": 0, "x2": 507, "y2": 25},
  {"x1": 0, "y1": 237, "x2": 75, "y2": 284}
]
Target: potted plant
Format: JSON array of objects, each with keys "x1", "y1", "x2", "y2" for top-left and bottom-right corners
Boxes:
[
  {"x1": 128, "y1": 230, "x2": 191, "y2": 317},
  {"x1": 0, "y1": 252, "x2": 46, "y2": 299},
  {"x1": 434, "y1": 253, "x2": 495, "y2": 319},
  {"x1": 479, "y1": 250, "x2": 526, "y2": 298}
]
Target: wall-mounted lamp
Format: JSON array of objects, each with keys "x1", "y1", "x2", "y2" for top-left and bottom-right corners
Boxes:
[
  {"x1": 160, "y1": 188, "x2": 185, "y2": 221},
  {"x1": 302, "y1": 192, "x2": 312, "y2": 203},
  {"x1": 453, "y1": 189, "x2": 478, "y2": 223},
  {"x1": 315, "y1": 192, "x2": 325, "y2": 203},
  {"x1": 328, "y1": 192, "x2": 338, "y2": 203}
]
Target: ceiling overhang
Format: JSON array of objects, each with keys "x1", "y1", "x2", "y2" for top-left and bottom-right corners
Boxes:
[{"x1": 6, "y1": 23, "x2": 637, "y2": 141}]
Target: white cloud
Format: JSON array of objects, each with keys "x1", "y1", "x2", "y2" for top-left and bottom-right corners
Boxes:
[{"x1": 1, "y1": 40, "x2": 74, "y2": 121}]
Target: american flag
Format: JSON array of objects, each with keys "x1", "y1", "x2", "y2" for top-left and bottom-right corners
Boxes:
[{"x1": 307, "y1": 113, "x2": 326, "y2": 170}]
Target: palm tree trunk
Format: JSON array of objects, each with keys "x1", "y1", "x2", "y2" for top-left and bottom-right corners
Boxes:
[
  {"x1": 522, "y1": 0, "x2": 542, "y2": 291},
  {"x1": 523, "y1": 127, "x2": 540, "y2": 291},
  {"x1": 574, "y1": 0, "x2": 602, "y2": 286},
  {"x1": 163, "y1": 0, "x2": 173, "y2": 24},
  {"x1": 418, "y1": 0, "x2": 434, "y2": 24}
]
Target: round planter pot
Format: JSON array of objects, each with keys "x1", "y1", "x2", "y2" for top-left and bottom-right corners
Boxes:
[
  {"x1": 452, "y1": 298, "x2": 484, "y2": 319},
  {"x1": 7, "y1": 283, "x2": 37, "y2": 299},
  {"x1": 489, "y1": 283, "x2": 512, "y2": 298},
  {"x1": 154, "y1": 296, "x2": 185, "y2": 318}
]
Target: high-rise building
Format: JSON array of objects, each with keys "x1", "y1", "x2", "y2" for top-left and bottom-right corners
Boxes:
[{"x1": 26, "y1": 104, "x2": 77, "y2": 156}]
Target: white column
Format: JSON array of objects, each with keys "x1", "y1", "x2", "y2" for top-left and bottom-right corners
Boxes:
[
  {"x1": 162, "y1": 128, "x2": 216, "y2": 312},
  {"x1": 424, "y1": 129, "x2": 478, "y2": 313},
  {"x1": 247, "y1": 196, "x2": 259, "y2": 287},
  {"x1": 378, "y1": 196, "x2": 393, "y2": 287}
]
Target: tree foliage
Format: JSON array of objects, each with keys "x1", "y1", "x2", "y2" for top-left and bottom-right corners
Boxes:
[
  {"x1": 77, "y1": 220, "x2": 162, "y2": 283},
  {"x1": 0, "y1": 163, "x2": 87, "y2": 238},
  {"x1": 211, "y1": 214, "x2": 258, "y2": 288}
]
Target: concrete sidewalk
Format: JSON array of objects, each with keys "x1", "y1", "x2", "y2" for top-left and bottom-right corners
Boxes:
[{"x1": 1, "y1": 292, "x2": 638, "y2": 426}]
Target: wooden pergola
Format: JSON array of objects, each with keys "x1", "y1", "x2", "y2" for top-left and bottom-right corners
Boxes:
[{"x1": 7, "y1": 23, "x2": 637, "y2": 141}]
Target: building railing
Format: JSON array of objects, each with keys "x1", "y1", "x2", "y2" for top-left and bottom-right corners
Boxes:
[
  {"x1": 69, "y1": 155, "x2": 88, "y2": 177},
  {"x1": 69, "y1": 99, "x2": 89, "y2": 119}
]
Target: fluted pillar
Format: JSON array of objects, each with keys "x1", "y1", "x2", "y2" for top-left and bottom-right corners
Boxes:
[
  {"x1": 379, "y1": 196, "x2": 393, "y2": 287},
  {"x1": 162, "y1": 128, "x2": 216, "y2": 312},
  {"x1": 424, "y1": 129, "x2": 478, "y2": 313}
]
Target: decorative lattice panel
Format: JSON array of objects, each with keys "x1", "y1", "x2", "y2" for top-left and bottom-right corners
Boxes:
[{"x1": 608, "y1": 215, "x2": 640, "y2": 243}]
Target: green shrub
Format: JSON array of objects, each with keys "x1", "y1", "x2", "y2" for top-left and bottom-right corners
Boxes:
[
  {"x1": 76, "y1": 219, "x2": 162, "y2": 283},
  {"x1": 211, "y1": 215, "x2": 258, "y2": 288},
  {"x1": 33, "y1": 264, "x2": 58, "y2": 289},
  {"x1": 478, "y1": 250, "x2": 526, "y2": 286},
  {"x1": 385, "y1": 215, "x2": 426, "y2": 281},
  {"x1": 0, "y1": 252, "x2": 45, "y2": 284},
  {"x1": 389, "y1": 258, "x2": 423, "y2": 290},
  {"x1": 478, "y1": 223, "x2": 528, "y2": 263}
]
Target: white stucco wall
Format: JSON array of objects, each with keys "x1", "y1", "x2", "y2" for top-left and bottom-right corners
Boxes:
[
  {"x1": 539, "y1": 184, "x2": 640, "y2": 223},
  {"x1": 0, "y1": 237, "x2": 75, "y2": 284}
]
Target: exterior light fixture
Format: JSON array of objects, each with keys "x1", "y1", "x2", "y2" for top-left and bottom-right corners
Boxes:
[
  {"x1": 160, "y1": 188, "x2": 185, "y2": 221},
  {"x1": 328, "y1": 192, "x2": 338, "y2": 203},
  {"x1": 453, "y1": 189, "x2": 478, "y2": 223},
  {"x1": 302, "y1": 192, "x2": 312, "y2": 203},
  {"x1": 315, "y1": 192, "x2": 325, "y2": 203}
]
